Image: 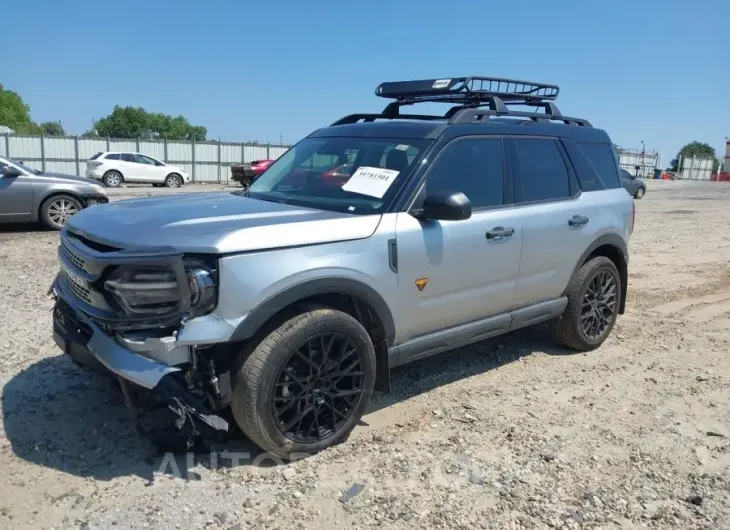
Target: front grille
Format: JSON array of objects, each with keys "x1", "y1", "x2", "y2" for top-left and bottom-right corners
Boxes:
[
  {"x1": 61, "y1": 270, "x2": 93, "y2": 304},
  {"x1": 62, "y1": 243, "x2": 87, "y2": 272},
  {"x1": 56, "y1": 229, "x2": 189, "y2": 330}
]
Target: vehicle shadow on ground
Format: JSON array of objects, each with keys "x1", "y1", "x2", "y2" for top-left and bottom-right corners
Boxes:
[
  {"x1": 366, "y1": 324, "x2": 571, "y2": 415},
  {"x1": 0, "y1": 222, "x2": 44, "y2": 234},
  {"x1": 2, "y1": 325, "x2": 571, "y2": 482}
]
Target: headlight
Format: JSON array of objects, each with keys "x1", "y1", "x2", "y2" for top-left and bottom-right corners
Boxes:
[
  {"x1": 186, "y1": 266, "x2": 217, "y2": 315},
  {"x1": 91, "y1": 184, "x2": 107, "y2": 195},
  {"x1": 105, "y1": 267, "x2": 180, "y2": 315},
  {"x1": 103, "y1": 259, "x2": 218, "y2": 318}
]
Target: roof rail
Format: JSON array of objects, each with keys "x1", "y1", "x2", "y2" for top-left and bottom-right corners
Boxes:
[{"x1": 330, "y1": 75, "x2": 592, "y2": 127}]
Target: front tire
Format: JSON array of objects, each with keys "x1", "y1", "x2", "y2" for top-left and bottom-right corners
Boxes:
[
  {"x1": 635, "y1": 187, "x2": 645, "y2": 199},
  {"x1": 231, "y1": 308, "x2": 376, "y2": 459},
  {"x1": 550, "y1": 256, "x2": 621, "y2": 351},
  {"x1": 40, "y1": 194, "x2": 82, "y2": 230},
  {"x1": 164, "y1": 173, "x2": 182, "y2": 188}
]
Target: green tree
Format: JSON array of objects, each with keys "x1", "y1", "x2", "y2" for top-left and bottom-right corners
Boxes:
[
  {"x1": 0, "y1": 84, "x2": 42, "y2": 134},
  {"x1": 93, "y1": 105, "x2": 207, "y2": 140},
  {"x1": 668, "y1": 141, "x2": 716, "y2": 171},
  {"x1": 40, "y1": 120, "x2": 65, "y2": 136}
]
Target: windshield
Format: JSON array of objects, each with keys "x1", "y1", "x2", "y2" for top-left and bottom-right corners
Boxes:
[{"x1": 244, "y1": 137, "x2": 429, "y2": 215}]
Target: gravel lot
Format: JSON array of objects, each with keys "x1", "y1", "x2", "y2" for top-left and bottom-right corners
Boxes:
[{"x1": 1, "y1": 180, "x2": 730, "y2": 529}]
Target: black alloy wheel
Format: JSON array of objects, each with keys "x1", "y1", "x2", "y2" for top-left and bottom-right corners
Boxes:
[
  {"x1": 273, "y1": 332, "x2": 366, "y2": 444},
  {"x1": 580, "y1": 270, "x2": 617, "y2": 341}
]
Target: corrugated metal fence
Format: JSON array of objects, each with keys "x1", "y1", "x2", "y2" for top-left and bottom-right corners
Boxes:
[
  {"x1": 678, "y1": 156, "x2": 714, "y2": 181},
  {"x1": 616, "y1": 148, "x2": 660, "y2": 179},
  {"x1": 0, "y1": 134, "x2": 291, "y2": 183}
]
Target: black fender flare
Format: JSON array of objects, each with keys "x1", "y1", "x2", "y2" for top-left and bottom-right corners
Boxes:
[
  {"x1": 569, "y1": 233, "x2": 629, "y2": 313},
  {"x1": 230, "y1": 277, "x2": 397, "y2": 346}
]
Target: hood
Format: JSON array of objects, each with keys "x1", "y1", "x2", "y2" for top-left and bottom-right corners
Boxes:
[
  {"x1": 65, "y1": 192, "x2": 382, "y2": 254},
  {"x1": 39, "y1": 171, "x2": 100, "y2": 186}
]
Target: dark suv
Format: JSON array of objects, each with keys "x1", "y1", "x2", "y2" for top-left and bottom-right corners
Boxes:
[{"x1": 51, "y1": 76, "x2": 633, "y2": 458}]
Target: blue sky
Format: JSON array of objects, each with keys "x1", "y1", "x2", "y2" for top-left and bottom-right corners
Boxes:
[{"x1": 4, "y1": 0, "x2": 729, "y2": 163}]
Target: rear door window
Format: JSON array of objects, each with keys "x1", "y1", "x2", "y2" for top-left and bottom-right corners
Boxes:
[
  {"x1": 105, "y1": 153, "x2": 121, "y2": 160},
  {"x1": 512, "y1": 138, "x2": 570, "y2": 203},
  {"x1": 120, "y1": 153, "x2": 137, "y2": 163}
]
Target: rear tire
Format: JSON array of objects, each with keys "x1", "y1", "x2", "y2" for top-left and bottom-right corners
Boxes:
[
  {"x1": 549, "y1": 256, "x2": 621, "y2": 351},
  {"x1": 102, "y1": 171, "x2": 123, "y2": 188},
  {"x1": 40, "y1": 194, "x2": 82, "y2": 230},
  {"x1": 231, "y1": 308, "x2": 376, "y2": 460}
]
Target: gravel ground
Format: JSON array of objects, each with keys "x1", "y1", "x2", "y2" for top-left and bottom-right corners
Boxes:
[{"x1": 1, "y1": 180, "x2": 730, "y2": 529}]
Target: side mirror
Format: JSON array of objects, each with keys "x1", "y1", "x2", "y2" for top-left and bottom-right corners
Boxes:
[
  {"x1": 1, "y1": 165, "x2": 22, "y2": 178},
  {"x1": 412, "y1": 191, "x2": 472, "y2": 221}
]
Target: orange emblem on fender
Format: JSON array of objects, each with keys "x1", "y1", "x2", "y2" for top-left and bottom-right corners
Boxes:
[{"x1": 415, "y1": 278, "x2": 428, "y2": 291}]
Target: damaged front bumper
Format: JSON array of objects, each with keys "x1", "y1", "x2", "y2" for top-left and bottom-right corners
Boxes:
[{"x1": 51, "y1": 284, "x2": 229, "y2": 448}]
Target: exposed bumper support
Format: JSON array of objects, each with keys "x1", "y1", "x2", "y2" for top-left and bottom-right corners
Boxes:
[{"x1": 51, "y1": 286, "x2": 229, "y2": 445}]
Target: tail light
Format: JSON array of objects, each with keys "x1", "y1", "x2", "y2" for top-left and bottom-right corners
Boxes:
[{"x1": 88, "y1": 161, "x2": 103, "y2": 168}]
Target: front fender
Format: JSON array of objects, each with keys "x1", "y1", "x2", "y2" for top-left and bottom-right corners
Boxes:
[{"x1": 230, "y1": 276, "x2": 396, "y2": 346}]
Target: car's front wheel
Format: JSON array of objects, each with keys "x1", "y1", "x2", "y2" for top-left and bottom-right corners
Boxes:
[
  {"x1": 231, "y1": 308, "x2": 376, "y2": 459},
  {"x1": 164, "y1": 174, "x2": 182, "y2": 188},
  {"x1": 549, "y1": 256, "x2": 621, "y2": 351},
  {"x1": 40, "y1": 194, "x2": 82, "y2": 230},
  {"x1": 635, "y1": 187, "x2": 645, "y2": 199}
]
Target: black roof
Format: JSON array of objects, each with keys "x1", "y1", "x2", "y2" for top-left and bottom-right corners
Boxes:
[
  {"x1": 312, "y1": 119, "x2": 611, "y2": 144},
  {"x1": 318, "y1": 75, "x2": 607, "y2": 142}
]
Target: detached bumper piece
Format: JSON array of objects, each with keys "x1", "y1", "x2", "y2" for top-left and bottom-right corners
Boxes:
[{"x1": 52, "y1": 295, "x2": 229, "y2": 453}]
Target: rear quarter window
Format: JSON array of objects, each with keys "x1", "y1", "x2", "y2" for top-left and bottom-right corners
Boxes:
[
  {"x1": 105, "y1": 153, "x2": 121, "y2": 160},
  {"x1": 576, "y1": 142, "x2": 621, "y2": 189}
]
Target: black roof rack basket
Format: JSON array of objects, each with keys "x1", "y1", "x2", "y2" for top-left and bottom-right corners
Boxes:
[
  {"x1": 332, "y1": 75, "x2": 591, "y2": 127},
  {"x1": 376, "y1": 76, "x2": 559, "y2": 105}
]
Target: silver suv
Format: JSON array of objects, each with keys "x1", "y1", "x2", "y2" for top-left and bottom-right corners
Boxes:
[{"x1": 50, "y1": 76, "x2": 634, "y2": 458}]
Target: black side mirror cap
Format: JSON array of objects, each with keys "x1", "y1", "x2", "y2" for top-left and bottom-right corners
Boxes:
[{"x1": 411, "y1": 191, "x2": 472, "y2": 221}]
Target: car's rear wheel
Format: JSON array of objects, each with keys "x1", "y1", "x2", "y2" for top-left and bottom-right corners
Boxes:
[
  {"x1": 103, "y1": 171, "x2": 123, "y2": 188},
  {"x1": 635, "y1": 187, "x2": 645, "y2": 199},
  {"x1": 164, "y1": 174, "x2": 182, "y2": 188},
  {"x1": 40, "y1": 194, "x2": 82, "y2": 230},
  {"x1": 549, "y1": 256, "x2": 621, "y2": 351},
  {"x1": 231, "y1": 308, "x2": 376, "y2": 459}
]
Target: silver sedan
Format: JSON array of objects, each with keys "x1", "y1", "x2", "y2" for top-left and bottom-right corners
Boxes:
[{"x1": 0, "y1": 156, "x2": 108, "y2": 230}]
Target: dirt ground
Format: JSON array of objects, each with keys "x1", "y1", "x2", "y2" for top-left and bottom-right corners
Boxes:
[{"x1": 1, "y1": 180, "x2": 729, "y2": 529}]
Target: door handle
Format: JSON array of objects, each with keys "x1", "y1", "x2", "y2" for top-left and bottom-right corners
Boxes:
[
  {"x1": 568, "y1": 215, "x2": 589, "y2": 227},
  {"x1": 486, "y1": 226, "x2": 515, "y2": 239}
]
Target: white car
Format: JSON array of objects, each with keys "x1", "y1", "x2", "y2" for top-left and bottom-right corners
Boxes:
[{"x1": 86, "y1": 152, "x2": 191, "y2": 188}]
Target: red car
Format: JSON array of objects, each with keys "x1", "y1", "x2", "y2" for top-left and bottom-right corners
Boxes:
[{"x1": 230, "y1": 159, "x2": 274, "y2": 186}]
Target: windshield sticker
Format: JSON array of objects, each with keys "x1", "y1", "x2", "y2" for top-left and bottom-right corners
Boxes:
[
  {"x1": 341, "y1": 166, "x2": 400, "y2": 199},
  {"x1": 432, "y1": 79, "x2": 451, "y2": 89},
  {"x1": 395, "y1": 144, "x2": 410, "y2": 151}
]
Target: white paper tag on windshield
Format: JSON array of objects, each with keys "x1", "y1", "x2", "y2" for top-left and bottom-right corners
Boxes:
[{"x1": 341, "y1": 166, "x2": 400, "y2": 199}]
